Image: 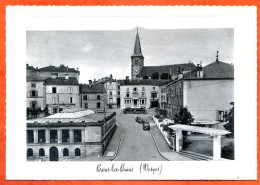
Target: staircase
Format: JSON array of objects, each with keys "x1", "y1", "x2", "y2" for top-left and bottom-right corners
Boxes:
[{"x1": 179, "y1": 151, "x2": 213, "y2": 161}]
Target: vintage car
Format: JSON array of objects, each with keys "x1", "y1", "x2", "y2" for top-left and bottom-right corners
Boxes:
[
  {"x1": 142, "y1": 121, "x2": 150, "y2": 131},
  {"x1": 135, "y1": 116, "x2": 144, "y2": 124}
]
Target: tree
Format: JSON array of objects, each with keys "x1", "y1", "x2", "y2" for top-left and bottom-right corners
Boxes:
[
  {"x1": 173, "y1": 107, "x2": 194, "y2": 148},
  {"x1": 224, "y1": 102, "x2": 234, "y2": 138},
  {"x1": 173, "y1": 106, "x2": 194, "y2": 125}
]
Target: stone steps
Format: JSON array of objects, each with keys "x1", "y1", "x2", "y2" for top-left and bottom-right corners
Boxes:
[{"x1": 179, "y1": 151, "x2": 213, "y2": 161}]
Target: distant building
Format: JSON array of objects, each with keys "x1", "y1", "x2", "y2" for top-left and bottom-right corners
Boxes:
[
  {"x1": 26, "y1": 108, "x2": 117, "y2": 161},
  {"x1": 45, "y1": 76, "x2": 80, "y2": 114},
  {"x1": 166, "y1": 54, "x2": 234, "y2": 128},
  {"x1": 130, "y1": 30, "x2": 196, "y2": 80},
  {"x1": 120, "y1": 79, "x2": 168, "y2": 109},
  {"x1": 26, "y1": 74, "x2": 47, "y2": 119},
  {"x1": 80, "y1": 81, "x2": 106, "y2": 112},
  {"x1": 28, "y1": 64, "x2": 80, "y2": 81}
]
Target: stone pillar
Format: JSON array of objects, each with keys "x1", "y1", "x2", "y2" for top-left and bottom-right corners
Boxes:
[
  {"x1": 57, "y1": 129, "x2": 62, "y2": 144},
  {"x1": 45, "y1": 129, "x2": 50, "y2": 143},
  {"x1": 69, "y1": 129, "x2": 74, "y2": 143},
  {"x1": 33, "y1": 130, "x2": 38, "y2": 144},
  {"x1": 175, "y1": 129, "x2": 182, "y2": 152},
  {"x1": 81, "y1": 129, "x2": 85, "y2": 143},
  {"x1": 213, "y1": 135, "x2": 222, "y2": 160}
]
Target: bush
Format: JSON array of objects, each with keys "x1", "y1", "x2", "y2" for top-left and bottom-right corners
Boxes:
[{"x1": 221, "y1": 141, "x2": 234, "y2": 160}]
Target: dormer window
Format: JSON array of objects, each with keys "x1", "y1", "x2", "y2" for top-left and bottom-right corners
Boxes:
[{"x1": 31, "y1": 83, "x2": 36, "y2": 88}]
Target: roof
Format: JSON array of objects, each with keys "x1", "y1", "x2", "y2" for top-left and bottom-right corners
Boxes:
[
  {"x1": 183, "y1": 61, "x2": 234, "y2": 80},
  {"x1": 38, "y1": 65, "x2": 79, "y2": 73},
  {"x1": 169, "y1": 124, "x2": 230, "y2": 136},
  {"x1": 26, "y1": 64, "x2": 36, "y2": 71},
  {"x1": 80, "y1": 84, "x2": 105, "y2": 93},
  {"x1": 131, "y1": 30, "x2": 143, "y2": 57},
  {"x1": 121, "y1": 79, "x2": 170, "y2": 86},
  {"x1": 27, "y1": 107, "x2": 115, "y2": 126},
  {"x1": 26, "y1": 74, "x2": 47, "y2": 82},
  {"x1": 137, "y1": 63, "x2": 196, "y2": 77},
  {"x1": 45, "y1": 77, "x2": 79, "y2": 85}
]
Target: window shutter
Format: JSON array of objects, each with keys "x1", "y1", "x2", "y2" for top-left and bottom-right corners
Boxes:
[
  {"x1": 35, "y1": 91, "x2": 38, "y2": 97},
  {"x1": 30, "y1": 91, "x2": 32, "y2": 97}
]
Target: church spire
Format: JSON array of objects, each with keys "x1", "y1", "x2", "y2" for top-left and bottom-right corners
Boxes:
[{"x1": 132, "y1": 28, "x2": 143, "y2": 57}]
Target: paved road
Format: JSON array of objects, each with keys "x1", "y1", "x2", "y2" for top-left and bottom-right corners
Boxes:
[{"x1": 113, "y1": 112, "x2": 166, "y2": 161}]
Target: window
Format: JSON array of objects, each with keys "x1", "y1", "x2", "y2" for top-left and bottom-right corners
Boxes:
[
  {"x1": 75, "y1": 148, "x2": 81, "y2": 156},
  {"x1": 85, "y1": 103, "x2": 88, "y2": 109},
  {"x1": 50, "y1": 130, "x2": 58, "y2": 143},
  {"x1": 52, "y1": 87, "x2": 57, "y2": 93},
  {"x1": 135, "y1": 59, "x2": 138, "y2": 65},
  {"x1": 153, "y1": 87, "x2": 155, "y2": 90},
  {"x1": 68, "y1": 87, "x2": 73, "y2": 94},
  {"x1": 109, "y1": 98, "x2": 113, "y2": 103},
  {"x1": 151, "y1": 93, "x2": 157, "y2": 99},
  {"x1": 133, "y1": 87, "x2": 137, "y2": 92},
  {"x1": 62, "y1": 130, "x2": 70, "y2": 143},
  {"x1": 74, "y1": 129, "x2": 82, "y2": 142},
  {"x1": 97, "y1": 95, "x2": 101, "y2": 100},
  {"x1": 53, "y1": 108, "x2": 58, "y2": 114},
  {"x1": 83, "y1": 95, "x2": 88, "y2": 100},
  {"x1": 142, "y1": 87, "x2": 145, "y2": 91},
  {"x1": 109, "y1": 91, "x2": 112, "y2": 96},
  {"x1": 51, "y1": 72, "x2": 58, "y2": 77},
  {"x1": 27, "y1": 148, "x2": 33, "y2": 158},
  {"x1": 27, "y1": 130, "x2": 34, "y2": 143},
  {"x1": 39, "y1": 148, "x2": 45, "y2": 157},
  {"x1": 38, "y1": 130, "x2": 46, "y2": 143},
  {"x1": 217, "y1": 111, "x2": 227, "y2": 122},
  {"x1": 97, "y1": 102, "x2": 101, "y2": 108},
  {"x1": 63, "y1": 148, "x2": 69, "y2": 157},
  {"x1": 126, "y1": 93, "x2": 129, "y2": 98},
  {"x1": 31, "y1": 83, "x2": 36, "y2": 87},
  {"x1": 31, "y1": 90, "x2": 38, "y2": 97},
  {"x1": 118, "y1": 92, "x2": 120, "y2": 95},
  {"x1": 52, "y1": 97, "x2": 56, "y2": 104},
  {"x1": 69, "y1": 97, "x2": 73, "y2": 104}
]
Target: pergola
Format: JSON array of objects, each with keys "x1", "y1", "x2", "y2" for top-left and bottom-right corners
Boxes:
[{"x1": 168, "y1": 124, "x2": 231, "y2": 160}]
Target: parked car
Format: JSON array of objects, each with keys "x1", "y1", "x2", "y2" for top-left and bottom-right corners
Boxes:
[
  {"x1": 135, "y1": 116, "x2": 144, "y2": 124},
  {"x1": 143, "y1": 121, "x2": 150, "y2": 131}
]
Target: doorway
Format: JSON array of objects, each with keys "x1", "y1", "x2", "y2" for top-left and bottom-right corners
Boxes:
[{"x1": 49, "y1": 147, "x2": 59, "y2": 161}]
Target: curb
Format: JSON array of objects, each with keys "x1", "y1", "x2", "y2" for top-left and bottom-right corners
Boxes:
[
  {"x1": 110, "y1": 119, "x2": 124, "y2": 161},
  {"x1": 149, "y1": 126, "x2": 170, "y2": 161}
]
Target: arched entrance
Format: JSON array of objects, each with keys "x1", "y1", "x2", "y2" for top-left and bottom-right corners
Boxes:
[{"x1": 49, "y1": 147, "x2": 59, "y2": 161}]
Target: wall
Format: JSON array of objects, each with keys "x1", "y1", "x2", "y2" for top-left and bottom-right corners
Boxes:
[
  {"x1": 104, "y1": 81, "x2": 118, "y2": 108},
  {"x1": 26, "y1": 81, "x2": 46, "y2": 110},
  {"x1": 81, "y1": 93, "x2": 105, "y2": 112},
  {"x1": 120, "y1": 85, "x2": 160, "y2": 109},
  {"x1": 183, "y1": 79, "x2": 234, "y2": 121},
  {"x1": 46, "y1": 85, "x2": 80, "y2": 113}
]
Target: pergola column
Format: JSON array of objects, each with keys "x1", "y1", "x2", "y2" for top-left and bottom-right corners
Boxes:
[
  {"x1": 45, "y1": 129, "x2": 50, "y2": 143},
  {"x1": 175, "y1": 129, "x2": 183, "y2": 152},
  {"x1": 69, "y1": 129, "x2": 74, "y2": 143},
  {"x1": 33, "y1": 130, "x2": 38, "y2": 144},
  {"x1": 57, "y1": 129, "x2": 62, "y2": 143},
  {"x1": 213, "y1": 135, "x2": 222, "y2": 160}
]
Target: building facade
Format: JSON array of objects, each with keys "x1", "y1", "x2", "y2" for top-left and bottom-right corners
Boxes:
[
  {"x1": 27, "y1": 108, "x2": 117, "y2": 161},
  {"x1": 166, "y1": 58, "x2": 234, "y2": 128},
  {"x1": 104, "y1": 80, "x2": 118, "y2": 109},
  {"x1": 45, "y1": 77, "x2": 80, "y2": 114},
  {"x1": 80, "y1": 83, "x2": 106, "y2": 112},
  {"x1": 26, "y1": 75, "x2": 47, "y2": 119},
  {"x1": 120, "y1": 80, "x2": 168, "y2": 109}
]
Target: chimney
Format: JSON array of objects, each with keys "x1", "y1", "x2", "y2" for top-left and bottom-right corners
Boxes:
[
  {"x1": 196, "y1": 63, "x2": 203, "y2": 78},
  {"x1": 177, "y1": 66, "x2": 183, "y2": 80},
  {"x1": 89, "y1": 80, "x2": 92, "y2": 85}
]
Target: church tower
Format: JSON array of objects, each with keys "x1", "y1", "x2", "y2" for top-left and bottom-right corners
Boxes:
[{"x1": 131, "y1": 29, "x2": 144, "y2": 80}]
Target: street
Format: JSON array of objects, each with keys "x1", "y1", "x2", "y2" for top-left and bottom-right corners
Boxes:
[{"x1": 113, "y1": 110, "x2": 167, "y2": 161}]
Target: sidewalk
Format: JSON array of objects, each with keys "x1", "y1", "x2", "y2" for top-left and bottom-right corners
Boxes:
[{"x1": 150, "y1": 122, "x2": 192, "y2": 161}]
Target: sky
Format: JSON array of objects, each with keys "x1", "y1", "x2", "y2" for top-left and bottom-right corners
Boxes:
[{"x1": 27, "y1": 28, "x2": 234, "y2": 83}]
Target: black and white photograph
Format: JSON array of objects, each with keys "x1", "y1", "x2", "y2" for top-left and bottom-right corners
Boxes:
[
  {"x1": 26, "y1": 28, "x2": 234, "y2": 162},
  {"x1": 6, "y1": 6, "x2": 257, "y2": 180}
]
